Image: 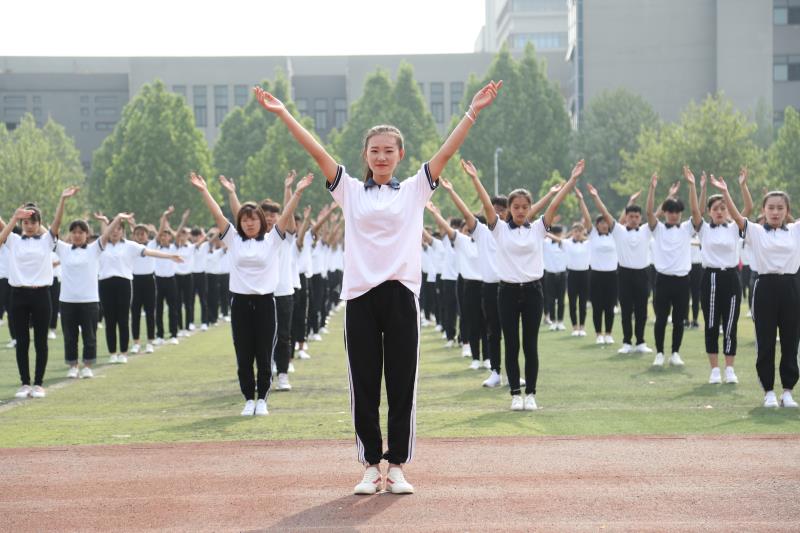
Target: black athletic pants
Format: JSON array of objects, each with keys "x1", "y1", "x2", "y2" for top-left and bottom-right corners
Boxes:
[
  {"x1": 291, "y1": 274, "x2": 308, "y2": 347},
  {"x1": 544, "y1": 271, "x2": 566, "y2": 322},
  {"x1": 440, "y1": 279, "x2": 458, "y2": 342},
  {"x1": 618, "y1": 266, "x2": 649, "y2": 346},
  {"x1": 275, "y1": 294, "x2": 293, "y2": 374},
  {"x1": 689, "y1": 263, "x2": 703, "y2": 323},
  {"x1": 752, "y1": 274, "x2": 799, "y2": 391},
  {"x1": 49, "y1": 278, "x2": 60, "y2": 330},
  {"x1": 131, "y1": 274, "x2": 156, "y2": 341},
  {"x1": 11, "y1": 287, "x2": 51, "y2": 386},
  {"x1": 175, "y1": 274, "x2": 193, "y2": 330},
  {"x1": 98, "y1": 277, "x2": 132, "y2": 354},
  {"x1": 739, "y1": 265, "x2": 751, "y2": 308},
  {"x1": 231, "y1": 292, "x2": 277, "y2": 401},
  {"x1": 307, "y1": 273, "x2": 324, "y2": 335},
  {"x1": 701, "y1": 268, "x2": 741, "y2": 356},
  {"x1": 462, "y1": 279, "x2": 484, "y2": 360},
  {"x1": 155, "y1": 275, "x2": 179, "y2": 339},
  {"x1": 567, "y1": 269, "x2": 589, "y2": 327},
  {"x1": 61, "y1": 302, "x2": 99, "y2": 364},
  {"x1": 0, "y1": 278, "x2": 14, "y2": 339},
  {"x1": 192, "y1": 272, "x2": 208, "y2": 325},
  {"x1": 498, "y1": 280, "x2": 543, "y2": 396},
  {"x1": 207, "y1": 273, "x2": 221, "y2": 325},
  {"x1": 345, "y1": 280, "x2": 419, "y2": 466},
  {"x1": 219, "y1": 274, "x2": 230, "y2": 317},
  {"x1": 653, "y1": 273, "x2": 690, "y2": 354},
  {"x1": 482, "y1": 282, "x2": 502, "y2": 372},
  {"x1": 435, "y1": 275, "x2": 444, "y2": 327},
  {"x1": 590, "y1": 270, "x2": 617, "y2": 334}
]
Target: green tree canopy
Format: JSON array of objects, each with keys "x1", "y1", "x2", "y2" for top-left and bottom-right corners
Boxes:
[
  {"x1": 0, "y1": 115, "x2": 86, "y2": 225},
  {"x1": 767, "y1": 106, "x2": 800, "y2": 203},
  {"x1": 89, "y1": 80, "x2": 216, "y2": 226}
]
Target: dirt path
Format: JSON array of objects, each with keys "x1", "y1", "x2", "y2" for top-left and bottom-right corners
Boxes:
[{"x1": 1, "y1": 435, "x2": 799, "y2": 532}]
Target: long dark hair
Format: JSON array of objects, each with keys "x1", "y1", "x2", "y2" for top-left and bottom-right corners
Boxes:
[{"x1": 362, "y1": 125, "x2": 404, "y2": 182}]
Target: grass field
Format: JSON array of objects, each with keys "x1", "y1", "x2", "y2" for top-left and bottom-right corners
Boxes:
[{"x1": 0, "y1": 303, "x2": 798, "y2": 448}]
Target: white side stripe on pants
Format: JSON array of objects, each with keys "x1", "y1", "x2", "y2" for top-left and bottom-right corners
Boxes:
[
  {"x1": 406, "y1": 297, "x2": 421, "y2": 464},
  {"x1": 343, "y1": 305, "x2": 367, "y2": 465}
]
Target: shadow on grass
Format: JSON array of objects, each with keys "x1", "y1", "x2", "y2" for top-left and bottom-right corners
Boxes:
[
  {"x1": 167, "y1": 414, "x2": 259, "y2": 435},
  {"x1": 672, "y1": 383, "x2": 740, "y2": 400},
  {"x1": 253, "y1": 493, "x2": 400, "y2": 532},
  {"x1": 711, "y1": 407, "x2": 800, "y2": 429}
]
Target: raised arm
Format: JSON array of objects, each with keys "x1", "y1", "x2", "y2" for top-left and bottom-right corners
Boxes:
[
  {"x1": 739, "y1": 167, "x2": 754, "y2": 219},
  {"x1": 655, "y1": 180, "x2": 681, "y2": 219},
  {"x1": 619, "y1": 190, "x2": 641, "y2": 223},
  {"x1": 51, "y1": 186, "x2": 79, "y2": 237},
  {"x1": 710, "y1": 176, "x2": 746, "y2": 231},
  {"x1": 276, "y1": 174, "x2": 314, "y2": 234},
  {"x1": 585, "y1": 185, "x2": 609, "y2": 229},
  {"x1": 0, "y1": 207, "x2": 35, "y2": 247},
  {"x1": 93, "y1": 212, "x2": 110, "y2": 234},
  {"x1": 530, "y1": 184, "x2": 562, "y2": 222},
  {"x1": 544, "y1": 160, "x2": 585, "y2": 227},
  {"x1": 283, "y1": 171, "x2": 298, "y2": 234},
  {"x1": 218, "y1": 175, "x2": 241, "y2": 219},
  {"x1": 159, "y1": 206, "x2": 174, "y2": 235},
  {"x1": 254, "y1": 87, "x2": 338, "y2": 183},
  {"x1": 190, "y1": 173, "x2": 229, "y2": 231},
  {"x1": 462, "y1": 159, "x2": 496, "y2": 228},
  {"x1": 296, "y1": 205, "x2": 312, "y2": 251},
  {"x1": 683, "y1": 166, "x2": 702, "y2": 228},
  {"x1": 439, "y1": 177, "x2": 476, "y2": 232},
  {"x1": 699, "y1": 172, "x2": 708, "y2": 215},
  {"x1": 429, "y1": 81, "x2": 503, "y2": 179},
  {"x1": 175, "y1": 209, "x2": 190, "y2": 236},
  {"x1": 311, "y1": 203, "x2": 336, "y2": 237},
  {"x1": 646, "y1": 173, "x2": 659, "y2": 230},
  {"x1": 101, "y1": 213, "x2": 133, "y2": 247},
  {"x1": 425, "y1": 202, "x2": 456, "y2": 241},
  {"x1": 144, "y1": 248, "x2": 184, "y2": 263}
]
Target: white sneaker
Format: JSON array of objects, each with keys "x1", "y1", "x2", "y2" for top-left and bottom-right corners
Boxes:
[
  {"x1": 524, "y1": 393, "x2": 538, "y2": 410},
  {"x1": 224, "y1": 315, "x2": 232, "y2": 322},
  {"x1": 444, "y1": 340, "x2": 454, "y2": 349},
  {"x1": 80, "y1": 367, "x2": 94, "y2": 379},
  {"x1": 469, "y1": 359, "x2": 481, "y2": 370},
  {"x1": 294, "y1": 342, "x2": 300, "y2": 351},
  {"x1": 311, "y1": 333, "x2": 323, "y2": 342},
  {"x1": 297, "y1": 350, "x2": 311, "y2": 359},
  {"x1": 482, "y1": 371, "x2": 502, "y2": 388},
  {"x1": 241, "y1": 400, "x2": 256, "y2": 416},
  {"x1": 109, "y1": 354, "x2": 119, "y2": 364},
  {"x1": 301, "y1": 341, "x2": 309, "y2": 351},
  {"x1": 188, "y1": 323, "x2": 196, "y2": 331},
  {"x1": 255, "y1": 399, "x2": 268, "y2": 415},
  {"x1": 520, "y1": 378, "x2": 526, "y2": 387},
  {"x1": 548, "y1": 323, "x2": 558, "y2": 331},
  {"x1": 434, "y1": 324, "x2": 443, "y2": 332},
  {"x1": 288, "y1": 362, "x2": 295, "y2": 373},
  {"x1": 441, "y1": 332, "x2": 448, "y2": 340},
  {"x1": 725, "y1": 366, "x2": 738, "y2": 384},
  {"x1": 557, "y1": 322, "x2": 566, "y2": 331},
  {"x1": 510, "y1": 395, "x2": 524, "y2": 411},
  {"x1": 14, "y1": 385, "x2": 32, "y2": 398},
  {"x1": 276, "y1": 373, "x2": 292, "y2": 391},
  {"x1": 746, "y1": 310, "x2": 752, "y2": 318},
  {"x1": 31, "y1": 386, "x2": 46, "y2": 398},
  {"x1": 669, "y1": 352, "x2": 684, "y2": 366},
  {"x1": 145, "y1": 343, "x2": 154, "y2": 353},
  {"x1": 153, "y1": 338, "x2": 164, "y2": 346},
  {"x1": 708, "y1": 367, "x2": 722, "y2": 384},
  {"x1": 571, "y1": 330, "x2": 580, "y2": 337},
  {"x1": 177, "y1": 330, "x2": 186, "y2": 338},
  {"x1": 98, "y1": 322, "x2": 104, "y2": 329},
  {"x1": 635, "y1": 343, "x2": 653, "y2": 353},
  {"x1": 604, "y1": 335, "x2": 614, "y2": 344},
  {"x1": 48, "y1": 329, "x2": 57, "y2": 340},
  {"x1": 578, "y1": 330, "x2": 587, "y2": 337},
  {"x1": 386, "y1": 467, "x2": 414, "y2": 494},
  {"x1": 653, "y1": 352, "x2": 665, "y2": 367},
  {"x1": 6, "y1": 339, "x2": 16, "y2": 349},
  {"x1": 420, "y1": 318, "x2": 430, "y2": 327},
  {"x1": 130, "y1": 344, "x2": 141, "y2": 354},
  {"x1": 763, "y1": 391, "x2": 779, "y2": 408},
  {"x1": 483, "y1": 359, "x2": 491, "y2": 369},
  {"x1": 67, "y1": 366, "x2": 79, "y2": 379},
  {"x1": 780, "y1": 391, "x2": 798, "y2": 408},
  {"x1": 617, "y1": 343, "x2": 632, "y2": 354},
  {"x1": 596, "y1": 335, "x2": 606, "y2": 345},
  {"x1": 200, "y1": 323, "x2": 208, "y2": 331},
  {"x1": 320, "y1": 327, "x2": 330, "y2": 334},
  {"x1": 354, "y1": 466, "x2": 382, "y2": 495},
  {"x1": 169, "y1": 337, "x2": 179, "y2": 345},
  {"x1": 271, "y1": 361, "x2": 277, "y2": 374},
  {"x1": 117, "y1": 354, "x2": 128, "y2": 364},
  {"x1": 461, "y1": 344, "x2": 472, "y2": 357}
]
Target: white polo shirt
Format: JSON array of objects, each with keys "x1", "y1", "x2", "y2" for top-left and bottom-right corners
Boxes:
[
  {"x1": 425, "y1": 239, "x2": 442, "y2": 283},
  {"x1": 275, "y1": 233, "x2": 296, "y2": 297},
  {"x1": 174, "y1": 244, "x2": 194, "y2": 275},
  {"x1": 490, "y1": 217, "x2": 547, "y2": 283},
  {"x1": 740, "y1": 239, "x2": 750, "y2": 267},
  {"x1": 588, "y1": 229, "x2": 618, "y2": 272},
  {"x1": 99, "y1": 239, "x2": 146, "y2": 280},
  {"x1": 470, "y1": 222, "x2": 500, "y2": 284},
  {"x1": 697, "y1": 221, "x2": 739, "y2": 269},
  {"x1": 132, "y1": 240, "x2": 156, "y2": 275},
  {"x1": 52, "y1": 252, "x2": 61, "y2": 280},
  {"x1": 0, "y1": 245, "x2": 9, "y2": 279},
  {"x1": 220, "y1": 222, "x2": 284, "y2": 295},
  {"x1": 327, "y1": 163, "x2": 438, "y2": 300},
  {"x1": 742, "y1": 220, "x2": 800, "y2": 275},
  {"x1": 453, "y1": 232, "x2": 482, "y2": 282},
  {"x1": 297, "y1": 232, "x2": 313, "y2": 277},
  {"x1": 4, "y1": 232, "x2": 56, "y2": 288},
  {"x1": 56, "y1": 240, "x2": 102, "y2": 303},
  {"x1": 438, "y1": 237, "x2": 459, "y2": 281},
  {"x1": 192, "y1": 242, "x2": 209, "y2": 274},
  {"x1": 563, "y1": 238, "x2": 590, "y2": 271},
  {"x1": 154, "y1": 244, "x2": 178, "y2": 278},
  {"x1": 690, "y1": 234, "x2": 702, "y2": 264},
  {"x1": 543, "y1": 239, "x2": 567, "y2": 274},
  {"x1": 651, "y1": 220, "x2": 693, "y2": 276},
  {"x1": 611, "y1": 223, "x2": 651, "y2": 270},
  {"x1": 206, "y1": 247, "x2": 226, "y2": 275}
]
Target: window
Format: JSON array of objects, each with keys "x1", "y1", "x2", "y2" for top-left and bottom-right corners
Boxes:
[
  {"x1": 32, "y1": 96, "x2": 41, "y2": 105},
  {"x1": 214, "y1": 85, "x2": 228, "y2": 126},
  {"x1": 193, "y1": 86, "x2": 207, "y2": 127},
  {"x1": 3, "y1": 107, "x2": 26, "y2": 119},
  {"x1": 173, "y1": 85, "x2": 187, "y2": 99},
  {"x1": 511, "y1": 0, "x2": 565, "y2": 12},
  {"x1": 95, "y1": 107, "x2": 117, "y2": 117},
  {"x1": 774, "y1": 5, "x2": 800, "y2": 25},
  {"x1": 334, "y1": 98, "x2": 347, "y2": 129},
  {"x1": 450, "y1": 82, "x2": 464, "y2": 116},
  {"x1": 234, "y1": 85, "x2": 248, "y2": 107},
  {"x1": 81, "y1": 122, "x2": 90, "y2": 131},
  {"x1": 80, "y1": 95, "x2": 90, "y2": 104},
  {"x1": 95, "y1": 95, "x2": 117, "y2": 104},
  {"x1": 430, "y1": 82, "x2": 444, "y2": 123},
  {"x1": 314, "y1": 99, "x2": 328, "y2": 131},
  {"x1": 3, "y1": 95, "x2": 25, "y2": 105},
  {"x1": 80, "y1": 107, "x2": 90, "y2": 117},
  {"x1": 774, "y1": 55, "x2": 800, "y2": 81},
  {"x1": 33, "y1": 107, "x2": 42, "y2": 117},
  {"x1": 95, "y1": 122, "x2": 116, "y2": 131},
  {"x1": 510, "y1": 32, "x2": 567, "y2": 50},
  {"x1": 296, "y1": 99, "x2": 308, "y2": 115}
]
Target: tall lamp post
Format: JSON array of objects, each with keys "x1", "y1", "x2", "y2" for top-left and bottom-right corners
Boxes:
[{"x1": 493, "y1": 147, "x2": 503, "y2": 197}]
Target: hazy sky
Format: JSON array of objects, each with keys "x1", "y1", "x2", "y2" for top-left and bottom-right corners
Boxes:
[{"x1": 1, "y1": 0, "x2": 486, "y2": 56}]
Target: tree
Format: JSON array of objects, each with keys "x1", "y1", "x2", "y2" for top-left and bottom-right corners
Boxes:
[
  {"x1": 89, "y1": 80, "x2": 216, "y2": 226},
  {"x1": 572, "y1": 89, "x2": 659, "y2": 212},
  {"x1": 767, "y1": 106, "x2": 800, "y2": 201},
  {"x1": 457, "y1": 44, "x2": 571, "y2": 198},
  {"x1": 539, "y1": 170, "x2": 579, "y2": 226},
  {"x1": 617, "y1": 94, "x2": 768, "y2": 206},
  {"x1": 0, "y1": 115, "x2": 86, "y2": 223}
]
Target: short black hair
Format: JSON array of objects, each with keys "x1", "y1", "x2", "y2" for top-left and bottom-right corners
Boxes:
[
  {"x1": 661, "y1": 198, "x2": 685, "y2": 213},
  {"x1": 550, "y1": 225, "x2": 564, "y2": 234},
  {"x1": 450, "y1": 218, "x2": 464, "y2": 230},
  {"x1": 476, "y1": 214, "x2": 487, "y2": 225},
  {"x1": 625, "y1": 205, "x2": 642, "y2": 214},
  {"x1": 190, "y1": 227, "x2": 203, "y2": 237},
  {"x1": 68, "y1": 220, "x2": 90, "y2": 233},
  {"x1": 491, "y1": 195, "x2": 508, "y2": 208},
  {"x1": 595, "y1": 215, "x2": 607, "y2": 225}
]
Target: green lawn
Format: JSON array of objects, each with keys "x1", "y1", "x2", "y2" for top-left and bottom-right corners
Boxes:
[{"x1": 0, "y1": 303, "x2": 797, "y2": 448}]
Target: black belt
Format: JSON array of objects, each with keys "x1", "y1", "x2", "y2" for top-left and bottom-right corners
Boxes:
[{"x1": 705, "y1": 267, "x2": 737, "y2": 273}]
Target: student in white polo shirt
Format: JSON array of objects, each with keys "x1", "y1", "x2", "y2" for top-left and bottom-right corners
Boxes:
[
  {"x1": 646, "y1": 172, "x2": 697, "y2": 367},
  {"x1": 173, "y1": 222, "x2": 194, "y2": 336},
  {"x1": 0, "y1": 202, "x2": 59, "y2": 399},
  {"x1": 686, "y1": 167, "x2": 753, "y2": 385},
  {"x1": 204, "y1": 229, "x2": 227, "y2": 326},
  {"x1": 710, "y1": 177, "x2": 798, "y2": 408},
  {"x1": 542, "y1": 225, "x2": 568, "y2": 332},
  {"x1": 190, "y1": 171, "x2": 311, "y2": 418},
  {"x1": 0, "y1": 237, "x2": 14, "y2": 348},
  {"x1": 254, "y1": 79, "x2": 501, "y2": 495},
  {"x1": 130, "y1": 224, "x2": 158, "y2": 354},
  {"x1": 561, "y1": 222, "x2": 591, "y2": 337},
  {"x1": 190, "y1": 226, "x2": 210, "y2": 331}
]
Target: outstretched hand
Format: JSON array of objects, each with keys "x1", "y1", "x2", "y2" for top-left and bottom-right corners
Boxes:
[
  {"x1": 439, "y1": 177, "x2": 454, "y2": 191},
  {"x1": 190, "y1": 172, "x2": 208, "y2": 192},
  {"x1": 93, "y1": 211, "x2": 109, "y2": 224},
  {"x1": 303, "y1": 205, "x2": 312, "y2": 220},
  {"x1": 650, "y1": 173, "x2": 659, "y2": 189},
  {"x1": 425, "y1": 201, "x2": 441, "y2": 215},
  {"x1": 181, "y1": 209, "x2": 191, "y2": 222},
  {"x1": 218, "y1": 175, "x2": 236, "y2": 193},
  {"x1": 470, "y1": 80, "x2": 503, "y2": 113},
  {"x1": 253, "y1": 86, "x2": 286, "y2": 115},
  {"x1": 13, "y1": 206, "x2": 36, "y2": 220},
  {"x1": 61, "y1": 186, "x2": 80, "y2": 199},
  {"x1": 628, "y1": 190, "x2": 642, "y2": 205},
  {"x1": 460, "y1": 159, "x2": 479, "y2": 179},
  {"x1": 570, "y1": 159, "x2": 585, "y2": 180},
  {"x1": 738, "y1": 166, "x2": 748, "y2": 185},
  {"x1": 700, "y1": 172, "x2": 707, "y2": 189},
  {"x1": 574, "y1": 186, "x2": 585, "y2": 201},
  {"x1": 668, "y1": 180, "x2": 681, "y2": 198},
  {"x1": 295, "y1": 173, "x2": 314, "y2": 193},
  {"x1": 709, "y1": 174, "x2": 728, "y2": 192},
  {"x1": 586, "y1": 183, "x2": 599, "y2": 197},
  {"x1": 683, "y1": 166, "x2": 695, "y2": 186},
  {"x1": 285, "y1": 170, "x2": 297, "y2": 188}
]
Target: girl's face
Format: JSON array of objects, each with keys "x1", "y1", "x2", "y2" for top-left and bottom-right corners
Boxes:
[
  {"x1": 763, "y1": 196, "x2": 788, "y2": 227},
  {"x1": 509, "y1": 197, "x2": 531, "y2": 226},
  {"x1": 133, "y1": 229, "x2": 148, "y2": 244},
  {"x1": 109, "y1": 225, "x2": 124, "y2": 243},
  {"x1": 596, "y1": 220, "x2": 610, "y2": 235},
  {"x1": 21, "y1": 218, "x2": 41, "y2": 236},
  {"x1": 365, "y1": 134, "x2": 403, "y2": 181},
  {"x1": 70, "y1": 227, "x2": 88, "y2": 246},
  {"x1": 240, "y1": 212, "x2": 262, "y2": 239},
  {"x1": 572, "y1": 227, "x2": 586, "y2": 240},
  {"x1": 708, "y1": 200, "x2": 729, "y2": 225},
  {"x1": 176, "y1": 230, "x2": 189, "y2": 246},
  {"x1": 264, "y1": 211, "x2": 278, "y2": 232},
  {"x1": 158, "y1": 232, "x2": 172, "y2": 247},
  {"x1": 664, "y1": 210, "x2": 682, "y2": 226}
]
